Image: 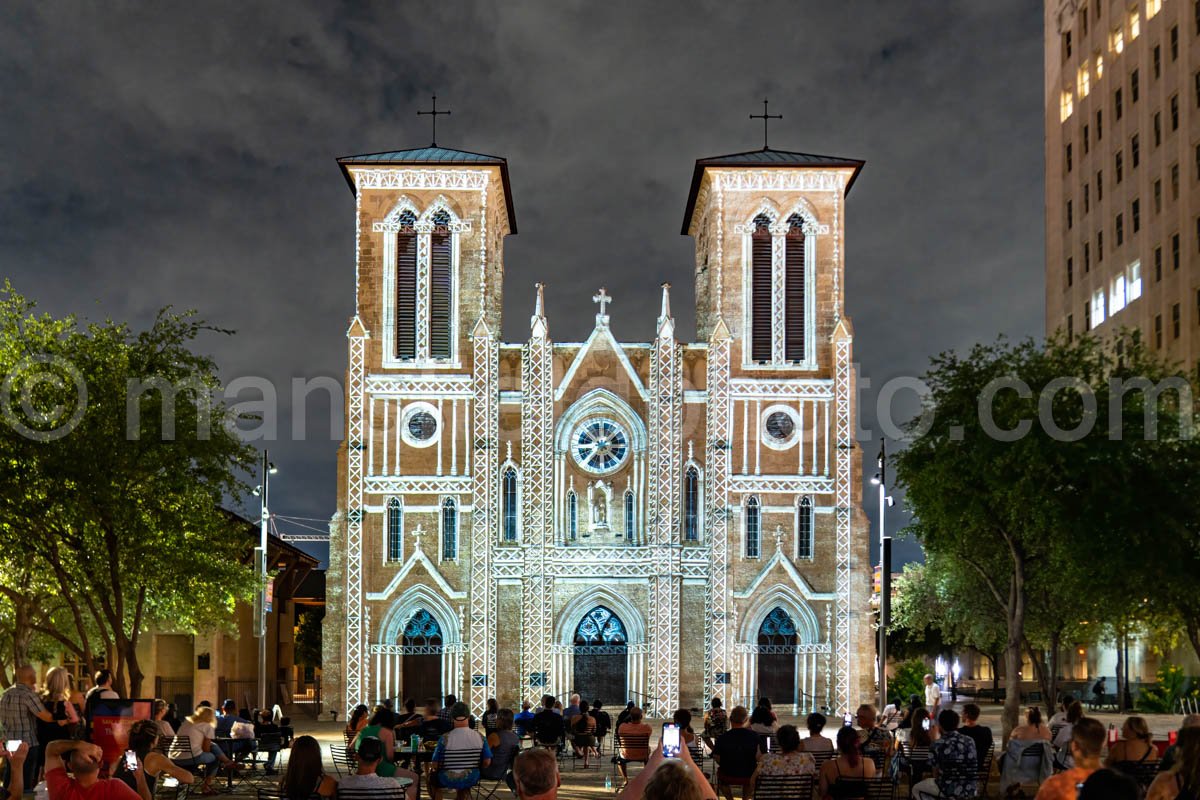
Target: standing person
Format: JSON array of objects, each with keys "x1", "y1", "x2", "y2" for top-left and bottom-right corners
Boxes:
[
  {"x1": 1, "y1": 665, "x2": 54, "y2": 791},
  {"x1": 1090, "y1": 678, "x2": 1106, "y2": 708},
  {"x1": 1033, "y1": 718, "x2": 1105, "y2": 800},
  {"x1": 44, "y1": 739, "x2": 146, "y2": 800},
  {"x1": 909, "y1": 709, "x2": 977, "y2": 800},
  {"x1": 511, "y1": 749, "x2": 559, "y2": 800},
  {"x1": 428, "y1": 702, "x2": 491, "y2": 800},
  {"x1": 83, "y1": 670, "x2": 119, "y2": 732},
  {"x1": 923, "y1": 674, "x2": 941, "y2": 717},
  {"x1": 712, "y1": 706, "x2": 760, "y2": 800},
  {"x1": 703, "y1": 698, "x2": 729, "y2": 751},
  {"x1": 958, "y1": 704, "x2": 993, "y2": 769},
  {"x1": 513, "y1": 701, "x2": 535, "y2": 739},
  {"x1": 38, "y1": 667, "x2": 81, "y2": 776}
]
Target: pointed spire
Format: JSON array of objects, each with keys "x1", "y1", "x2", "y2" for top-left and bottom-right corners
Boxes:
[
  {"x1": 709, "y1": 316, "x2": 732, "y2": 343},
  {"x1": 530, "y1": 282, "x2": 549, "y2": 340},
  {"x1": 656, "y1": 282, "x2": 675, "y2": 340}
]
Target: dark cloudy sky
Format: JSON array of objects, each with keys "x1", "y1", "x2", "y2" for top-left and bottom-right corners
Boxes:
[{"x1": 0, "y1": 2, "x2": 1045, "y2": 567}]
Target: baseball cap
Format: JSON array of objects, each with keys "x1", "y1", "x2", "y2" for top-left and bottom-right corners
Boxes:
[
  {"x1": 450, "y1": 701, "x2": 471, "y2": 720},
  {"x1": 357, "y1": 736, "x2": 384, "y2": 762}
]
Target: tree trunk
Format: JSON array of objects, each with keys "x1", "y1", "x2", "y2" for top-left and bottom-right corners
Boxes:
[
  {"x1": 1047, "y1": 630, "x2": 1061, "y2": 718},
  {"x1": 987, "y1": 652, "x2": 1001, "y2": 703},
  {"x1": 1115, "y1": 635, "x2": 1126, "y2": 712},
  {"x1": 1186, "y1": 619, "x2": 1200, "y2": 666},
  {"x1": 1003, "y1": 584, "x2": 1027, "y2": 741},
  {"x1": 1026, "y1": 640, "x2": 1052, "y2": 717}
]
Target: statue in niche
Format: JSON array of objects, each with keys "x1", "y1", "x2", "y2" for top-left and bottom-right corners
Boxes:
[{"x1": 587, "y1": 479, "x2": 612, "y2": 533}]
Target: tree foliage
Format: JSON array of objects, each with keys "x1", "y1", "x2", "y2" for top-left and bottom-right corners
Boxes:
[
  {"x1": 0, "y1": 284, "x2": 258, "y2": 695},
  {"x1": 894, "y1": 331, "x2": 1200, "y2": 736}
]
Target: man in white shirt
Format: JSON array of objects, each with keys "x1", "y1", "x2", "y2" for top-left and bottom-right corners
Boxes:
[
  {"x1": 924, "y1": 674, "x2": 941, "y2": 716},
  {"x1": 337, "y1": 736, "x2": 410, "y2": 800}
]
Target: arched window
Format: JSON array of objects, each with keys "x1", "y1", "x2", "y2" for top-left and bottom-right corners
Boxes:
[
  {"x1": 402, "y1": 609, "x2": 443, "y2": 650},
  {"x1": 758, "y1": 607, "x2": 798, "y2": 647},
  {"x1": 785, "y1": 214, "x2": 806, "y2": 363},
  {"x1": 502, "y1": 468, "x2": 518, "y2": 542},
  {"x1": 750, "y1": 214, "x2": 773, "y2": 363},
  {"x1": 568, "y1": 491, "x2": 578, "y2": 541},
  {"x1": 745, "y1": 496, "x2": 761, "y2": 558},
  {"x1": 386, "y1": 497, "x2": 403, "y2": 562},
  {"x1": 441, "y1": 498, "x2": 457, "y2": 560},
  {"x1": 796, "y1": 496, "x2": 813, "y2": 559},
  {"x1": 624, "y1": 491, "x2": 635, "y2": 542},
  {"x1": 395, "y1": 210, "x2": 418, "y2": 360},
  {"x1": 429, "y1": 210, "x2": 453, "y2": 360},
  {"x1": 683, "y1": 467, "x2": 700, "y2": 542}
]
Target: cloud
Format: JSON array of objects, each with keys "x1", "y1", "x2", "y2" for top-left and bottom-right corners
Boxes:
[{"x1": 0, "y1": 1, "x2": 1044, "y2": 567}]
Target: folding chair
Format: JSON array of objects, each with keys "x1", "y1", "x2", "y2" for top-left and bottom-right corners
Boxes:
[
  {"x1": 976, "y1": 745, "x2": 995, "y2": 798},
  {"x1": 470, "y1": 774, "x2": 511, "y2": 800},
  {"x1": 611, "y1": 733, "x2": 650, "y2": 783},
  {"x1": 329, "y1": 743, "x2": 359, "y2": 778},
  {"x1": 686, "y1": 741, "x2": 708, "y2": 779},
  {"x1": 914, "y1": 763, "x2": 978, "y2": 800},
  {"x1": 753, "y1": 773, "x2": 813, "y2": 800}
]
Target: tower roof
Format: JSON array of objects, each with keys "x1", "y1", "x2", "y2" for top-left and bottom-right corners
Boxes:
[
  {"x1": 681, "y1": 148, "x2": 865, "y2": 234},
  {"x1": 337, "y1": 146, "x2": 517, "y2": 233}
]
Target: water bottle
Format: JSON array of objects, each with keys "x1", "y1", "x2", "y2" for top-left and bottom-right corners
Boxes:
[
  {"x1": 34, "y1": 781, "x2": 48, "y2": 800},
  {"x1": 604, "y1": 775, "x2": 612, "y2": 791},
  {"x1": 1108, "y1": 723, "x2": 1118, "y2": 745},
  {"x1": 410, "y1": 734, "x2": 420, "y2": 752}
]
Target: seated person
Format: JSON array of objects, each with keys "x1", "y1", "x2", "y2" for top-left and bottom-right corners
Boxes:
[
  {"x1": 394, "y1": 699, "x2": 420, "y2": 730},
  {"x1": 530, "y1": 695, "x2": 565, "y2": 747},
  {"x1": 614, "y1": 706, "x2": 653, "y2": 784},
  {"x1": 429, "y1": 703, "x2": 491, "y2": 800},
  {"x1": 1032, "y1": 718, "x2": 1105, "y2": 800},
  {"x1": 819, "y1": 727, "x2": 877, "y2": 800},
  {"x1": 1051, "y1": 701, "x2": 1084, "y2": 769},
  {"x1": 749, "y1": 704, "x2": 776, "y2": 736},
  {"x1": 483, "y1": 708, "x2": 521, "y2": 789},
  {"x1": 855, "y1": 704, "x2": 894, "y2": 764},
  {"x1": 749, "y1": 724, "x2": 815, "y2": 788},
  {"x1": 353, "y1": 706, "x2": 399, "y2": 777},
  {"x1": 214, "y1": 699, "x2": 254, "y2": 762},
  {"x1": 419, "y1": 700, "x2": 452, "y2": 744},
  {"x1": 590, "y1": 701, "x2": 612, "y2": 749},
  {"x1": 910, "y1": 710, "x2": 977, "y2": 800},
  {"x1": 1010, "y1": 707, "x2": 1052, "y2": 742},
  {"x1": 338, "y1": 735, "x2": 415, "y2": 800},
  {"x1": 712, "y1": 706, "x2": 761, "y2": 799},
  {"x1": 959, "y1": 703, "x2": 993, "y2": 769},
  {"x1": 45, "y1": 740, "x2": 145, "y2": 800},
  {"x1": 570, "y1": 701, "x2": 597, "y2": 768},
  {"x1": 253, "y1": 708, "x2": 283, "y2": 775},
  {"x1": 800, "y1": 713, "x2": 833, "y2": 753},
  {"x1": 114, "y1": 719, "x2": 195, "y2": 796},
  {"x1": 1104, "y1": 715, "x2": 1159, "y2": 773},
  {"x1": 513, "y1": 701, "x2": 536, "y2": 739}
]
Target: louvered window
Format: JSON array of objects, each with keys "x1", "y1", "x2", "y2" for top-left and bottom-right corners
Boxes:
[
  {"x1": 785, "y1": 214, "x2": 806, "y2": 362},
  {"x1": 568, "y1": 492, "x2": 578, "y2": 540},
  {"x1": 502, "y1": 468, "x2": 518, "y2": 542},
  {"x1": 796, "y1": 496, "x2": 813, "y2": 559},
  {"x1": 750, "y1": 215, "x2": 772, "y2": 363},
  {"x1": 624, "y1": 491, "x2": 635, "y2": 542},
  {"x1": 441, "y1": 497, "x2": 457, "y2": 560},
  {"x1": 386, "y1": 497, "x2": 403, "y2": 562},
  {"x1": 395, "y1": 211, "x2": 417, "y2": 360},
  {"x1": 745, "y1": 496, "x2": 761, "y2": 558},
  {"x1": 429, "y1": 210, "x2": 453, "y2": 360},
  {"x1": 683, "y1": 467, "x2": 699, "y2": 541}
]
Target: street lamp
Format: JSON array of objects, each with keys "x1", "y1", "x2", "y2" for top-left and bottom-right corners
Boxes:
[
  {"x1": 875, "y1": 442, "x2": 894, "y2": 712},
  {"x1": 255, "y1": 450, "x2": 277, "y2": 712}
]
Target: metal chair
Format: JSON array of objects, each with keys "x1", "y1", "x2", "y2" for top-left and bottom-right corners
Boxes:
[
  {"x1": 832, "y1": 777, "x2": 896, "y2": 800},
  {"x1": 976, "y1": 745, "x2": 995, "y2": 797},
  {"x1": 329, "y1": 743, "x2": 359, "y2": 778},
  {"x1": 611, "y1": 733, "x2": 650, "y2": 782},
  {"x1": 914, "y1": 763, "x2": 979, "y2": 800},
  {"x1": 752, "y1": 773, "x2": 813, "y2": 800}
]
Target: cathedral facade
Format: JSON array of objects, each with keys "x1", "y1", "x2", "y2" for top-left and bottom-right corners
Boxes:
[{"x1": 322, "y1": 141, "x2": 874, "y2": 717}]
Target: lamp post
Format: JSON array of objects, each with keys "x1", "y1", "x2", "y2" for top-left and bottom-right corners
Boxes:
[
  {"x1": 254, "y1": 450, "x2": 278, "y2": 712},
  {"x1": 871, "y1": 441, "x2": 894, "y2": 712}
]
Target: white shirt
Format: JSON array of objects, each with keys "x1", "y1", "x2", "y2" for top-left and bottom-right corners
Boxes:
[
  {"x1": 176, "y1": 720, "x2": 214, "y2": 758},
  {"x1": 924, "y1": 682, "x2": 941, "y2": 707}
]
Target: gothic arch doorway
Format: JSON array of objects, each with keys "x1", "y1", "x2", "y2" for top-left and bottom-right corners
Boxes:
[
  {"x1": 572, "y1": 606, "x2": 628, "y2": 704},
  {"x1": 401, "y1": 609, "x2": 444, "y2": 703},
  {"x1": 756, "y1": 606, "x2": 798, "y2": 707}
]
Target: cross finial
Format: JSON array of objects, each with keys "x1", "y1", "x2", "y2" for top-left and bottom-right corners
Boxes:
[
  {"x1": 417, "y1": 95, "x2": 452, "y2": 147},
  {"x1": 592, "y1": 287, "x2": 612, "y2": 322},
  {"x1": 749, "y1": 98, "x2": 782, "y2": 151},
  {"x1": 774, "y1": 524, "x2": 784, "y2": 552},
  {"x1": 411, "y1": 523, "x2": 426, "y2": 544}
]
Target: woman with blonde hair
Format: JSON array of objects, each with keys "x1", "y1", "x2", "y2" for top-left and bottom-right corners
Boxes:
[
  {"x1": 176, "y1": 705, "x2": 234, "y2": 795},
  {"x1": 1105, "y1": 715, "x2": 1159, "y2": 772},
  {"x1": 37, "y1": 667, "x2": 82, "y2": 775}
]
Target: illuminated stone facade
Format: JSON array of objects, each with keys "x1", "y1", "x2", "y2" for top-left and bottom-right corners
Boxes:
[{"x1": 322, "y1": 144, "x2": 875, "y2": 717}]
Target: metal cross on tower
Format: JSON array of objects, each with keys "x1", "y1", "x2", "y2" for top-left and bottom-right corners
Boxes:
[
  {"x1": 417, "y1": 95, "x2": 452, "y2": 147},
  {"x1": 749, "y1": 98, "x2": 782, "y2": 150}
]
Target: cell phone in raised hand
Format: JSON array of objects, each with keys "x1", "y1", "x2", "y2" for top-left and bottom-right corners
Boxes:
[
  {"x1": 124, "y1": 750, "x2": 138, "y2": 771},
  {"x1": 5, "y1": 740, "x2": 19, "y2": 754},
  {"x1": 661, "y1": 723, "x2": 681, "y2": 758}
]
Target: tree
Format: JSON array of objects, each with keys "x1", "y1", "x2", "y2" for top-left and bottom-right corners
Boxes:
[
  {"x1": 294, "y1": 608, "x2": 324, "y2": 672},
  {"x1": 0, "y1": 284, "x2": 259, "y2": 695},
  {"x1": 890, "y1": 559, "x2": 1007, "y2": 700},
  {"x1": 894, "y1": 332, "x2": 1200, "y2": 738}
]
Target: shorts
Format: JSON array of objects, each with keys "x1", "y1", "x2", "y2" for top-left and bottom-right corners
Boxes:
[{"x1": 431, "y1": 769, "x2": 480, "y2": 791}]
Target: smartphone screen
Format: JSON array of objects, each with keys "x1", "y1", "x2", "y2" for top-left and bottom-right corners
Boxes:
[
  {"x1": 765, "y1": 736, "x2": 772, "y2": 752},
  {"x1": 921, "y1": 718, "x2": 931, "y2": 731},
  {"x1": 661, "y1": 723, "x2": 681, "y2": 758},
  {"x1": 5, "y1": 741, "x2": 19, "y2": 754},
  {"x1": 124, "y1": 750, "x2": 138, "y2": 771},
  {"x1": 843, "y1": 712, "x2": 853, "y2": 727}
]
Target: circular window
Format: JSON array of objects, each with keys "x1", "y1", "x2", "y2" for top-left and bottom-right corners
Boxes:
[
  {"x1": 760, "y1": 405, "x2": 800, "y2": 450},
  {"x1": 571, "y1": 418, "x2": 630, "y2": 474},
  {"x1": 401, "y1": 404, "x2": 439, "y2": 448}
]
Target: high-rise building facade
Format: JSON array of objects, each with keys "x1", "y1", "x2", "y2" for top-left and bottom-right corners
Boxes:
[{"x1": 1046, "y1": 0, "x2": 1200, "y2": 366}]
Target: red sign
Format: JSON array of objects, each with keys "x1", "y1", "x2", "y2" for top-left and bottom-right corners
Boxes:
[{"x1": 91, "y1": 699, "x2": 153, "y2": 767}]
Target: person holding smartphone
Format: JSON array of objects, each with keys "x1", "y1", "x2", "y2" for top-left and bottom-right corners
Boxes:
[
  {"x1": 114, "y1": 719, "x2": 194, "y2": 798},
  {"x1": 44, "y1": 739, "x2": 147, "y2": 800},
  {"x1": 616, "y1": 731, "x2": 717, "y2": 800},
  {"x1": 1, "y1": 741, "x2": 29, "y2": 800}
]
